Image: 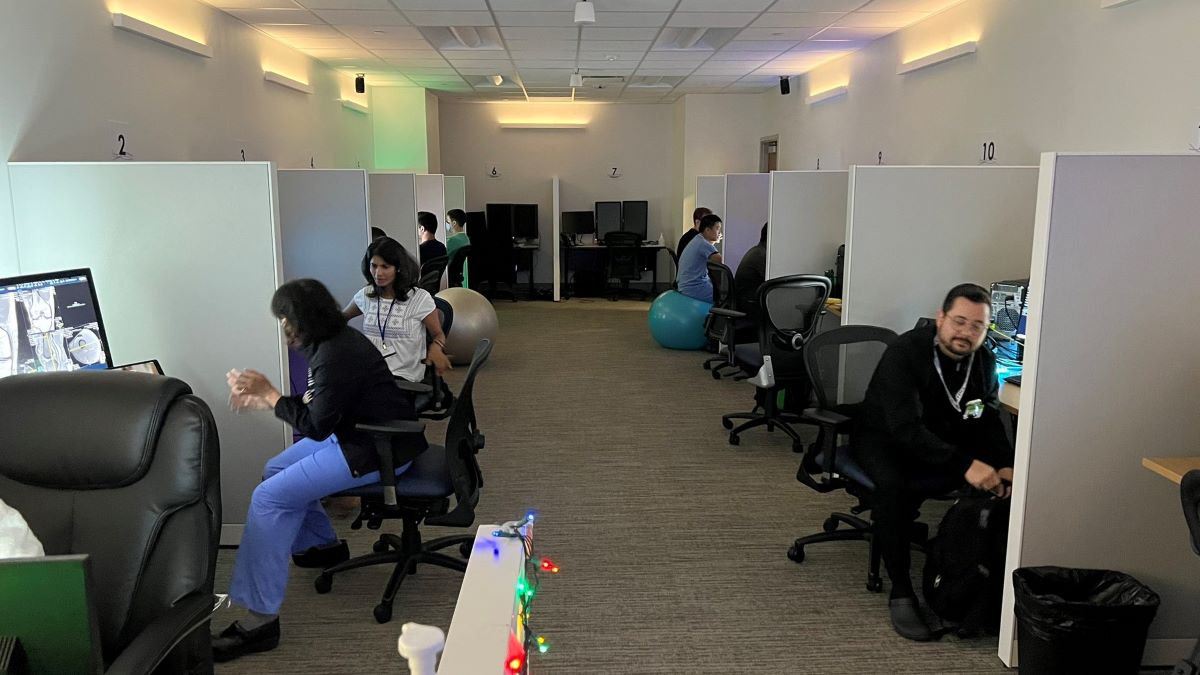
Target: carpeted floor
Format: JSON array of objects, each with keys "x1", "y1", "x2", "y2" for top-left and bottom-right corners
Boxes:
[{"x1": 213, "y1": 298, "x2": 1011, "y2": 674}]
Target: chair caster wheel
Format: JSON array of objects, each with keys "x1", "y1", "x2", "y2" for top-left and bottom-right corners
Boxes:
[
  {"x1": 822, "y1": 517, "x2": 839, "y2": 533},
  {"x1": 373, "y1": 602, "x2": 393, "y2": 624},
  {"x1": 787, "y1": 545, "x2": 805, "y2": 563},
  {"x1": 766, "y1": 423, "x2": 775, "y2": 433},
  {"x1": 792, "y1": 441, "x2": 804, "y2": 454},
  {"x1": 866, "y1": 577, "x2": 883, "y2": 593},
  {"x1": 721, "y1": 418, "x2": 733, "y2": 430},
  {"x1": 314, "y1": 574, "x2": 332, "y2": 594},
  {"x1": 711, "y1": 370, "x2": 721, "y2": 380},
  {"x1": 728, "y1": 433, "x2": 739, "y2": 446},
  {"x1": 459, "y1": 541, "x2": 472, "y2": 558},
  {"x1": 373, "y1": 540, "x2": 389, "y2": 553},
  {"x1": 703, "y1": 362, "x2": 712, "y2": 371}
]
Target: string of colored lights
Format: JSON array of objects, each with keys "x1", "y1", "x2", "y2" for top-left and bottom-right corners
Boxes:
[{"x1": 494, "y1": 512, "x2": 560, "y2": 674}]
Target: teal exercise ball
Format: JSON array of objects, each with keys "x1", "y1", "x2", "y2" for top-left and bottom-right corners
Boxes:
[
  {"x1": 648, "y1": 290, "x2": 711, "y2": 350},
  {"x1": 436, "y1": 287, "x2": 498, "y2": 365}
]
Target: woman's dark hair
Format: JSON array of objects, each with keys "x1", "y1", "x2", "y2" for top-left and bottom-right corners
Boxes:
[
  {"x1": 759, "y1": 222, "x2": 768, "y2": 245},
  {"x1": 270, "y1": 279, "x2": 345, "y2": 347},
  {"x1": 699, "y1": 213, "x2": 723, "y2": 232},
  {"x1": 942, "y1": 283, "x2": 991, "y2": 315},
  {"x1": 417, "y1": 211, "x2": 438, "y2": 234},
  {"x1": 371, "y1": 226, "x2": 386, "y2": 240},
  {"x1": 447, "y1": 209, "x2": 467, "y2": 227},
  {"x1": 362, "y1": 236, "x2": 420, "y2": 299}
]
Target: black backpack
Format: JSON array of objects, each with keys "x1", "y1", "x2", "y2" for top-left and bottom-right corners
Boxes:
[{"x1": 922, "y1": 493, "x2": 1011, "y2": 637}]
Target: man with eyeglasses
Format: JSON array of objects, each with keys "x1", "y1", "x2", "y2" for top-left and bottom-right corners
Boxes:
[{"x1": 852, "y1": 283, "x2": 1014, "y2": 641}]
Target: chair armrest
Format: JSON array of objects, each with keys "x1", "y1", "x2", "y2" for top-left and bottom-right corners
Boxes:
[
  {"x1": 394, "y1": 378, "x2": 433, "y2": 395},
  {"x1": 105, "y1": 592, "x2": 213, "y2": 675},
  {"x1": 801, "y1": 408, "x2": 851, "y2": 430},
  {"x1": 354, "y1": 420, "x2": 427, "y2": 506},
  {"x1": 355, "y1": 420, "x2": 426, "y2": 436},
  {"x1": 709, "y1": 307, "x2": 747, "y2": 319}
]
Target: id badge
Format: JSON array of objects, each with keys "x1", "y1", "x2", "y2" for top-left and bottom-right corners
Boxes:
[
  {"x1": 376, "y1": 341, "x2": 397, "y2": 359},
  {"x1": 963, "y1": 399, "x2": 984, "y2": 420}
]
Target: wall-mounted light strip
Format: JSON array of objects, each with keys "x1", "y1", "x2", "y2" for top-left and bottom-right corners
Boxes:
[
  {"x1": 341, "y1": 99, "x2": 369, "y2": 114},
  {"x1": 111, "y1": 13, "x2": 212, "y2": 58},
  {"x1": 264, "y1": 71, "x2": 313, "y2": 94},
  {"x1": 499, "y1": 123, "x2": 587, "y2": 130},
  {"x1": 897, "y1": 41, "x2": 977, "y2": 75},
  {"x1": 806, "y1": 85, "x2": 848, "y2": 105}
]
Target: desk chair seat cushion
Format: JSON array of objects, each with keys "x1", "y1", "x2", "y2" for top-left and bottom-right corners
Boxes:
[
  {"x1": 734, "y1": 343, "x2": 763, "y2": 371},
  {"x1": 816, "y1": 446, "x2": 962, "y2": 495},
  {"x1": 336, "y1": 444, "x2": 452, "y2": 500}
]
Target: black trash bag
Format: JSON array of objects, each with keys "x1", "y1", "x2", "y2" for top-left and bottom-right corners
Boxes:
[{"x1": 1013, "y1": 566, "x2": 1160, "y2": 675}]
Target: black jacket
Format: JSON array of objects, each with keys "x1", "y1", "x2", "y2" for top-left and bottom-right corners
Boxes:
[
  {"x1": 274, "y1": 325, "x2": 426, "y2": 477},
  {"x1": 852, "y1": 324, "x2": 1013, "y2": 473},
  {"x1": 733, "y1": 243, "x2": 767, "y2": 319},
  {"x1": 676, "y1": 228, "x2": 699, "y2": 261}
]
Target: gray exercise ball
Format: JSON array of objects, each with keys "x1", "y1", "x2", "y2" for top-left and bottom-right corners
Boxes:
[{"x1": 436, "y1": 287, "x2": 498, "y2": 365}]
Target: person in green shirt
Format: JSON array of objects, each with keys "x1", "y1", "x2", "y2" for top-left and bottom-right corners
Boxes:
[{"x1": 445, "y1": 209, "x2": 470, "y2": 288}]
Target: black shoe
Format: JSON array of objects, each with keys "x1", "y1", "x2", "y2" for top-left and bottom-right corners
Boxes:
[
  {"x1": 212, "y1": 619, "x2": 280, "y2": 663},
  {"x1": 889, "y1": 597, "x2": 933, "y2": 642},
  {"x1": 291, "y1": 540, "x2": 349, "y2": 568}
]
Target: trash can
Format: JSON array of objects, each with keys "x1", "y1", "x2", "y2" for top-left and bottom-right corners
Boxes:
[{"x1": 1013, "y1": 566, "x2": 1160, "y2": 675}]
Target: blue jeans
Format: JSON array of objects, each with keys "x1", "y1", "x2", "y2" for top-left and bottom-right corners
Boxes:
[{"x1": 229, "y1": 435, "x2": 410, "y2": 615}]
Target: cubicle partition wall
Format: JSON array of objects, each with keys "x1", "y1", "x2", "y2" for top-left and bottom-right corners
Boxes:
[
  {"x1": 444, "y1": 175, "x2": 466, "y2": 214},
  {"x1": 7, "y1": 162, "x2": 289, "y2": 542},
  {"x1": 999, "y1": 154, "x2": 1200, "y2": 667},
  {"x1": 368, "y1": 172, "x2": 419, "y2": 256},
  {"x1": 765, "y1": 170, "x2": 848, "y2": 280},
  {"x1": 841, "y1": 166, "x2": 1039, "y2": 333},
  {"x1": 696, "y1": 175, "x2": 726, "y2": 225},
  {"x1": 722, "y1": 173, "x2": 770, "y2": 272},
  {"x1": 552, "y1": 176, "x2": 561, "y2": 301},
  {"x1": 277, "y1": 169, "x2": 371, "y2": 313},
  {"x1": 415, "y1": 173, "x2": 447, "y2": 246}
]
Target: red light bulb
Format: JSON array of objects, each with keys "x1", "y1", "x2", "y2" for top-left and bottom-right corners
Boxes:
[{"x1": 540, "y1": 558, "x2": 560, "y2": 573}]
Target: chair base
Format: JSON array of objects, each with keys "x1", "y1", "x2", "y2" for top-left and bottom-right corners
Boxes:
[
  {"x1": 788, "y1": 509, "x2": 929, "y2": 594},
  {"x1": 314, "y1": 512, "x2": 472, "y2": 624},
  {"x1": 721, "y1": 392, "x2": 810, "y2": 452}
]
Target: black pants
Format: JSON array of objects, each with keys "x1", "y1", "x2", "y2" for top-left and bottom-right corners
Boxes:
[{"x1": 853, "y1": 446, "x2": 965, "y2": 594}]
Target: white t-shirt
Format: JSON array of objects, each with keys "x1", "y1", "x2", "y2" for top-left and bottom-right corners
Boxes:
[
  {"x1": 353, "y1": 286, "x2": 437, "y2": 382},
  {"x1": 0, "y1": 497, "x2": 44, "y2": 559}
]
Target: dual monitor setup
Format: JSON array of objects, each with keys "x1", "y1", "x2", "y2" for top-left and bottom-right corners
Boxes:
[
  {"x1": 561, "y1": 200, "x2": 649, "y2": 244},
  {"x1": 0, "y1": 268, "x2": 162, "y2": 381}
]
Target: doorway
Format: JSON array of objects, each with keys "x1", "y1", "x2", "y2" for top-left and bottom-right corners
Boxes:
[{"x1": 760, "y1": 136, "x2": 778, "y2": 173}]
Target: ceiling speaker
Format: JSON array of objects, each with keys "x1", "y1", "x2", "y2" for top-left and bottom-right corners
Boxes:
[
  {"x1": 779, "y1": 76, "x2": 790, "y2": 95},
  {"x1": 355, "y1": 74, "x2": 365, "y2": 94}
]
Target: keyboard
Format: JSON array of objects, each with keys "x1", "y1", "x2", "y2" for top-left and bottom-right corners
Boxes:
[{"x1": 1004, "y1": 374, "x2": 1022, "y2": 386}]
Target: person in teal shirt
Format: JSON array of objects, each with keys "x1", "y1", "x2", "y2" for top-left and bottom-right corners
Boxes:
[{"x1": 445, "y1": 209, "x2": 470, "y2": 288}]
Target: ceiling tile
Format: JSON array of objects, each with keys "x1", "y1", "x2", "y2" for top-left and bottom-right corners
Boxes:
[
  {"x1": 835, "y1": 10, "x2": 927, "y2": 27},
  {"x1": 752, "y1": 12, "x2": 843, "y2": 28},
  {"x1": 513, "y1": 59, "x2": 578, "y2": 68},
  {"x1": 356, "y1": 38, "x2": 437, "y2": 50},
  {"x1": 694, "y1": 63, "x2": 763, "y2": 74},
  {"x1": 457, "y1": 65, "x2": 514, "y2": 75},
  {"x1": 503, "y1": 38, "x2": 579, "y2": 51},
  {"x1": 768, "y1": 0, "x2": 866, "y2": 10},
  {"x1": 209, "y1": 0, "x2": 302, "y2": 7},
  {"x1": 812, "y1": 25, "x2": 894, "y2": 39},
  {"x1": 863, "y1": 0, "x2": 965, "y2": 10},
  {"x1": 501, "y1": 26, "x2": 578, "y2": 40},
  {"x1": 593, "y1": 12, "x2": 670, "y2": 27},
  {"x1": 495, "y1": 0, "x2": 675, "y2": 8},
  {"x1": 494, "y1": 11, "x2": 575, "y2": 27},
  {"x1": 634, "y1": 67, "x2": 696, "y2": 75},
  {"x1": 404, "y1": 11, "x2": 495, "y2": 26},
  {"x1": 576, "y1": 50, "x2": 646, "y2": 60},
  {"x1": 676, "y1": 0, "x2": 774, "y2": 10},
  {"x1": 667, "y1": 12, "x2": 758, "y2": 28},
  {"x1": 310, "y1": 9, "x2": 409, "y2": 25},
  {"x1": 275, "y1": 35, "x2": 362, "y2": 48},
  {"x1": 296, "y1": 0, "x2": 393, "y2": 8},
  {"x1": 337, "y1": 25, "x2": 424, "y2": 39},
  {"x1": 257, "y1": 23, "x2": 344, "y2": 38},
  {"x1": 582, "y1": 40, "x2": 653, "y2": 51},
  {"x1": 395, "y1": 67, "x2": 459, "y2": 75},
  {"x1": 299, "y1": 47, "x2": 375, "y2": 57},
  {"x1": 712, "y1": 49, "x2": 784, "y2": 60},
  {"x1": 387, "y1": 0, "x2": 487, "y2": 7},
  {"x1": 582, "y1": 27, "x2": 661, "y2": 40},
  {"x1": 641, "y1": 52, "x2": 708, "y2": 62},
  {"x1": 225, "y1": 8, "x2": 317, "y2": 23},
  {"x1": 736, "y1": 27, "x2": 822, "y2": 39},
  {"x1": 380, "y1": 58, "x2": 452, "y2": 68},
  {"x1": 720, "y1": 39, "x2": 796, "y2": 51}
]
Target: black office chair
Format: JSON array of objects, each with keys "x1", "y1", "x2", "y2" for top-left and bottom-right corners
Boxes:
[
  {"x1": 419, "y1": 255, "x2": 448, "y2": 296},
  {"x1": 604, "y1": 231, "x2": 645, "y2": 300},
  {"x1": 1175, "y1": 470, "x2": 1200, "y2": 675},
  {"x1": 315, "y1": 339, "x2": 492, "y2": 624},
  {"x1": 721, "y1": 275, "x2": 831, "y2": 452},
  {"x1": 393, "y1": 296, "x2": 455, "y2": 421},
  {"x1": 703, "y1": 261, "x2": 751, "y2": 379},
  {"x1": 667, "y1": 248, "x2": 681, "y2": 290},
  {"x1": 0, "y1": 372, "x2": 220, "y2": 673},
  {"x1": 448, "y1": 245, "x2": 471, "y2": 288}
]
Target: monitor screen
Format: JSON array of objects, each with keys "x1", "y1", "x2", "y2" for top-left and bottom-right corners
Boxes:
[
  {"x1": 561, "y1": 211, "x2": 595, "y2": 236},
  {"x1": 512, "y1": 204, "x2": 539, "y2": 240},
  {"x1": 0, "y1": 268, "x2": 113, "y2": 379},
  {"x1": 595, "y1": 201, "x2": 622, "y2": 241},
  {"x1": 622, "y1": 200, "x2": 648, "y2": 239}
]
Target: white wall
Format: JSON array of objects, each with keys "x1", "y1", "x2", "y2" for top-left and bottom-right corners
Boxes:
[
  {"x1": 765, "y1": 0, "x2": 1200, "y2": 171},
  {"x1": 438, "y1": 101, "x2": 679, "y2": 285},
  {"x1": 425, "y1": 91, "x2": 441, "y2": 173},
  {"x1": 680, "y1": 94, "x2": 770, "y2": 233},
  {"x1": 0, "y1": 0, "x2": 373, "y2": 278}
]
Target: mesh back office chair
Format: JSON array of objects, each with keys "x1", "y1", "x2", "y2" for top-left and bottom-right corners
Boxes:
[
  {"x1": 0, "y1": 373, "x2": 220, "y2": 673},
  {"x1": 391, "y1": 296, "x2": 455, "y2": 421},
  {"x1": 703, "y1": 261, "x2": 751, "y2": 379},
  {"x1": 604, "y1": 231, "x2": 645, "y2": 300},
  {"x1": 419, "y1": 255, "x2": 448, "y2": 296},
  {"x1": 315, "y1": 339, "x2": 492, "y2": 624},
  {"x1": 721, "y1": 275, "x2": 831, "y2": 452},
  {"x1": 448, "y1": 245, "x2": 471, "y2": 288},
  {"x1": 667, "y1": 248, "x2": 680, "y2": 290},
  {"x1": 1176, "y1": 470, "x2": 1200, "y2": 675}
]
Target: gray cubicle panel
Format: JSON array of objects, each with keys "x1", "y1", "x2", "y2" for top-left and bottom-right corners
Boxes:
[
  {"x1": 999, "y1": 154, "x2": 1200, "y2": 667},
  {"x1": 765, "y1": 171, "x2": 848, "y2": 281},
  {"x1": 722, "y1": 173, "x2": 770, "y2": 272},
  {"x1": 444, "y1": 176, "x2": 466, "y2": 214},
  {"x1": 7, "y1": 161, "x2": 289, "y2": 542},
  {"x1": 277, "y1": 169, "x2": 371, "y2": 312},
  {"x1": 415, "y1": 174, "x2": 446, "y2": 245},
  {"x1": 369, "y1": 172, "x2": 420, "y2": 257}
]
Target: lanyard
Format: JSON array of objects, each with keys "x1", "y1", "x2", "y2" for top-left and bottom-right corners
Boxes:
[
  {"x1": 376, "y1": 297, "x2": 397, "y2": 341},
  {"x1": 932, "y1": 340, "x2": 974, "y2": 413}
]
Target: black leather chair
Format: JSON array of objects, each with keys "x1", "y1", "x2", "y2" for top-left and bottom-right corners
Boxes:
[
  {"x1": 604, "y1": 231, "x2": 645, "y2": 300},
  {"x1": 703, "y1": 261, "x2": 750, "y2": 379},
  {"x1": 0, "y1": 372, "x2": 220, "y2": 674},
  {"x1": 721, "y1": 275, "x2": 831, "y2": 452},
  {"x1": 1175, "y1": 470, "x2": 1200, "y2": 675},
  {"x1": 419, "y1": 255, "x2": 449, "y2": 296},
  {"x1": 315, "y1": 339, "x2": 492, "y2": 624},
  {"x1": 448, "y1": 245, "x2": 471, "y2": 288}
]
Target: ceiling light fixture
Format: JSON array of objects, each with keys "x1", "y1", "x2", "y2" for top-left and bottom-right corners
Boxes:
[
  {"x1": 897, "y1": 40, "x2": 977, "y2": 75},
  {"x1": 574, "y1": 0, "x2": 595, "y2": 25},
  {"x1": 111, "y1": 13, "x2": 212, "y2": 58},
  {"x1": 489, "y1": 74, "x2": 504, "y2": 86},
  {"x1": 569, "y1": 69, "x2": 584, "y2": 87}
]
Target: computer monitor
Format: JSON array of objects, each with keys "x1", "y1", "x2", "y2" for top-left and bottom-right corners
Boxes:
[
  {"x1": 512, "y1": 204, "x2": 539, "y2": 240},
  {"x1": 561, "y1": 211, "x2": 595, "y2": 237},
  {"x1": 0, "y1": 555, "x2": 103, "y2": 674},
  {"x1": 595, "y1": 201, "x2": 622, "y2": 242},
  {"x1": 0, "y1": 268, "x2": 113, "y2": 380},
  {"x1": 622, "y1": 200, "x2": 648, "y2": 239},
  {"x1": 112, "y1": 359, "x2": 164, "y2": 375}
]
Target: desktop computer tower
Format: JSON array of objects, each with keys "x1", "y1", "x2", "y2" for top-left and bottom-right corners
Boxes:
[{"x1": 990, "y1": 278, "x2": 1028, "y2": 336}]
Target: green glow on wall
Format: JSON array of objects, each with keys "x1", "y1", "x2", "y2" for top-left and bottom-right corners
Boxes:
[{"x1": 371, "y1": 87, "x2": 429, "y2": 171}]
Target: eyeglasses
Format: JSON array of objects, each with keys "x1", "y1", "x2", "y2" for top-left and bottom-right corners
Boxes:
[{"x1": 947, "y1": 315, "x2": 987, "y2": 335}]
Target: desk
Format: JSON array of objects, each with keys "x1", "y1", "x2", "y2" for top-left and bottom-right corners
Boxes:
[
  {"x1": 1142, "y1": 457, "x2": 1200, "y2": 485},
  {"x1": 514, "y1": 242, "x2": 539, "y2": 299},
  {"x1": 998, "y1": 380, "x2": 1020, "y2": 416},
  {"x1": 560, "y1": 243, "x2": 667, "y2": 299}
]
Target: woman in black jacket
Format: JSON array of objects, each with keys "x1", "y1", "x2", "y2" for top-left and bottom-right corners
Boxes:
[{"x1": 212, "y1": 278, "x2": 426, "y2": 662}]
